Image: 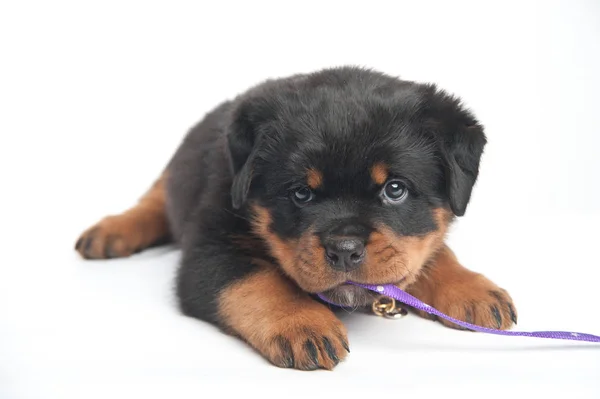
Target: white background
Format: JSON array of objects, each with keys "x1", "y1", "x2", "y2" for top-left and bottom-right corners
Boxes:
[{"x1": 1, "y1": 1, "x2": 599, "y2": 398}]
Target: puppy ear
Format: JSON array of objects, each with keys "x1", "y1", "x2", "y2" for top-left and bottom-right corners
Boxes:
[
  {"x1": 230, "y1": 157, "x2": 255, "y2": 210},
  {"x1": 440, "y1": 123, "x2": 487, "y2": 216},
  {"x1": 227, "y1": 102, "x2": 260, "y2": 209}
]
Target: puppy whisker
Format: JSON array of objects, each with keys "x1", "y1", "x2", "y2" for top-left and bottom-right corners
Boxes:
[{"x1": 223, "y1": 208, "x2": 253, "y2": 223}]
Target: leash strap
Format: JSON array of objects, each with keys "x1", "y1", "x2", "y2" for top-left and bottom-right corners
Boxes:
[{"x1": 318, "y1": 283, "x2": 600, "y2": 343}]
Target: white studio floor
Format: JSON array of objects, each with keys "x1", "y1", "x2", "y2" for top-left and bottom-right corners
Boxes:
[
  {"x1": 2, "y1": 212, "x2": 599, "y2": 398},
  {"x1": 1, "y1": 1, "x2": 600, "y2": 398}
]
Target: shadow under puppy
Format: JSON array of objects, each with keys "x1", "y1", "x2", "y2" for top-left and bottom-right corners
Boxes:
[{"x1": 75, "y1": 66, "x2": 517, "y2": 370}]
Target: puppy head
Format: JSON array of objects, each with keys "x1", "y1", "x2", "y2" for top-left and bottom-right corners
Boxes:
[{"x1": 227, "y1": 67, "x2": 486, "y2": 304}]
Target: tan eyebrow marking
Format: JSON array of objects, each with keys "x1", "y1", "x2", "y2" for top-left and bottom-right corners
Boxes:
[
  {"x1": 370, "y1": 163, "x2": 388, "y2": 185},
  {"x1": 306, "y1": 168, "x2": 323, "y2": 189}
]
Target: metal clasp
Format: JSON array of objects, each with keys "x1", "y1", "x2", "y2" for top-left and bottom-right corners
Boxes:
[{"x1": 372, "y1": 296, "x2": 408, "y2": 319}]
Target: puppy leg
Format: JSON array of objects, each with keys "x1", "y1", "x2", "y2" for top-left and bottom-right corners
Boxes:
[
  {"x1": 75, "y1": 173, "x2": 171, "y2": 259},
  {"x1": 220, "y1": 265, "x2": 349, "y2": 370},
  {"x1": 177, "y1": 212, "x2": 349, "y2": 370},
  {"x1": 406, "y1": 246, "x2": 517, "y2": 330}
]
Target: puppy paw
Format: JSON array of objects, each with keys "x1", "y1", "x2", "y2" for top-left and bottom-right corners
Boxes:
[
  {"x1": 219, "y1": 268, "x2": 349, "y2": 370},
  {"x1": 258, "y1": 311, "x2": 349, "y2": 370},
  {"x1": 75, "y1": 215, "x2": 141, "y2": 259},
  {"x1": 424, "y1": 274, "x2": 518, "y2": 330}
]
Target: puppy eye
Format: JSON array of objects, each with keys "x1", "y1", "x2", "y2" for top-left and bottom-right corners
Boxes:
[
  {"x1": 382, "y1": 180, "x2": 408, "y2": 202},
  {"x1": 292, "y1": 187, "x2": 314, "y2": 205}
]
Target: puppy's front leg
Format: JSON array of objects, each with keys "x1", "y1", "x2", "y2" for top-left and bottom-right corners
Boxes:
[
  {"x1": 219, "y1": 264, "x2": 349, "y2": 370},
  {"x1": 407, "y1": 246, "x2": 517, "y2": 330},
  {"x1": 176, "y1": 219, "x2": 348, "y2": 370}
]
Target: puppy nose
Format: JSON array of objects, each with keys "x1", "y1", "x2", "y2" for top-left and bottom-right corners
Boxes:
[{"x1": 324, "y1": 237, "x2": 365, "y2": 272}]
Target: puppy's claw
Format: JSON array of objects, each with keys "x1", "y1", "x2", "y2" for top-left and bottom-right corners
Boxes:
[
  {"x1": 104, "y1": 236, "x2": 115, "y2": 259},
  {"x1": 275, "y1": 336, "x2": 295, "y2": 368},
  {"x1": 491, "y1": 306, "x2": 502, "y2": 329},
  {"x1": 322, "y1": 337, "x2": 339, "y2": 365},
  {"x1": 508, "y1": 303, "x2": 518, "y2": 325},
  {"x1": 341, "y1": 339, "x2": 350, "y2": 353},
  {"x1": 83, "y1": 235, "x2": 94, "y2": 257},
  {"x1": 303, "y1": 340, "x2": 320, "y2": 370},
  {"x1": 465, "y1": 306, "x2": 474, "y2": 324}
]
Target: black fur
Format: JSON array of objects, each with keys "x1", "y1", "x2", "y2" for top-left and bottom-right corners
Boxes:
[{"x1": 166, "y1": 66, "x2": 486, "y2": 324}]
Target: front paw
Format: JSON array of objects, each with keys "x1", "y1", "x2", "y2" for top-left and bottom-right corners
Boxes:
[
  {"x1": 429, "y1": 274, "x2": 518, "y2": 330},
  {"x1": 258, "y1": 310, "x2": 349, "y2": 370}
]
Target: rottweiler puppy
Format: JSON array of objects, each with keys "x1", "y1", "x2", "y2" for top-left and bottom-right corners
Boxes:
[{"x1": 75, "y1": 66, "x2": 517, "y2": 370}]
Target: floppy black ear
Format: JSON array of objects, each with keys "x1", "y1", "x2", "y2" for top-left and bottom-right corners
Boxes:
[
  {"x1": 227, "y1": 102, "x2": 260, "y2": 209},
  {"x1": 440, "y1": 123, "x2": 487, "y2": 216}
]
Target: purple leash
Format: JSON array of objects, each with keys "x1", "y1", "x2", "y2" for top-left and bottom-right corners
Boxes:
[{"x1": 318, "y1": 282, "x2": 600, "y2": 343}]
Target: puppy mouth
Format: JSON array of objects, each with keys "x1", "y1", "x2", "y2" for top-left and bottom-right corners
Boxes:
[
  {"x1": 318, "y1": 279, "x2": 405, "y2": 308},
  {"x1": 318, "y1": 284, "x2": 377, "y2": 308}
]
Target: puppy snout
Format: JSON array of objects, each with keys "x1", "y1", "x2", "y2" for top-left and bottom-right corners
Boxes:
[{"x1": 324, "y1": 237, "x2": 365, "y2": 272}]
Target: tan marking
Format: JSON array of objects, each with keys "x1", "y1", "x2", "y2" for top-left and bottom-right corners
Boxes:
[
  {"x1": 306, "y1": 168, "x2": 323, "y2": 189},
  {"x1": 354, "y1": 208, "x2": 450, "y2": 287},
  {"x1": 218, "y1": 264, "x2": 349, "y2": 370},
  {"x1": 407, "y1": 245, "x2": 517, "y2": 330},
  {"x1": 250, "y1": 205, "x2": 341, "y2": 292},
  {"x1": 370, "y1": 163, "x2": 389, "y2": 185},
  {"x1": 75, "y1": 172, "x2": 170, "y2": 259}
]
